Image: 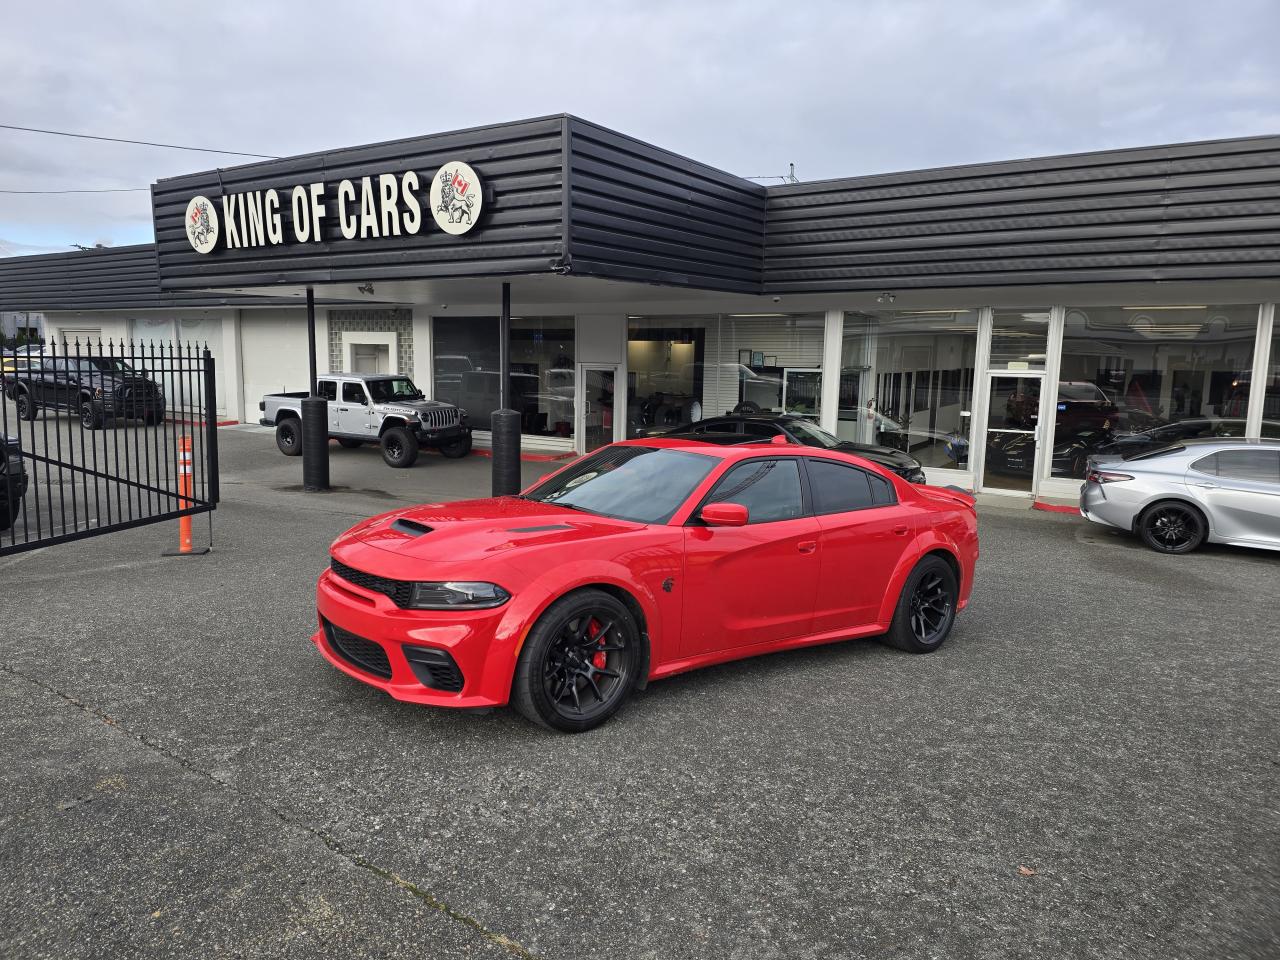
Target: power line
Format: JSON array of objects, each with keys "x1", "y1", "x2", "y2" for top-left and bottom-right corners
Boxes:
[
  {"x1": 0, "y1": 123, "x2": 280, "y2": 159},
  {"x1": 0, "y1": 187, "x2": 150, "y2": 194}
]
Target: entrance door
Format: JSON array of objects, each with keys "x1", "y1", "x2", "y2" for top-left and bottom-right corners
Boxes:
[
  {"x1": 577, "y1": 365, "x2": 618, "y2": 453},
  {"x1": 981, "y1": 374, "x2": 1044, "y2": 494},
  {"x1": 352, "y1": 343, "x2": 389, "y2": 374}
]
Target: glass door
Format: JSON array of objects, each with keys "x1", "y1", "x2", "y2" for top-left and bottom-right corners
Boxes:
[
  {"x1": 577, "y1": 365, "x2": 618, "y2": 453},
  {"x1": 981, "y1": 374, "x2": 1044, "y2": 493}
]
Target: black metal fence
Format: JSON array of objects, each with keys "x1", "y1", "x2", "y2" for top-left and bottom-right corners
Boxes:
[{"x1": 0, "y1": 339, "x2": 219, "y2": 556}]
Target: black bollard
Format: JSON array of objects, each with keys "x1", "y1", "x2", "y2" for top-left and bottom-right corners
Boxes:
[
  {"x1": 490, "y1": 408, "x2": 522, "y2": 497},
  {"x1": 301, "y1": 395, "x2": 330, "y2": 492}
]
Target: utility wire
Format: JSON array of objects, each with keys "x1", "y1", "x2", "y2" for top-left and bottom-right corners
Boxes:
[
  {"x1": 0, "y1": 123, "x2": 280, "y2": 159},
  {"x1": 0, "y1": 187, "x2": 150, "y2": 194}
]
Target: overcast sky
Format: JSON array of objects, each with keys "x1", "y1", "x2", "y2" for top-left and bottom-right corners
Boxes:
[{"x1": 2, "y1": 0, "x2": 1278, "y2": 255}]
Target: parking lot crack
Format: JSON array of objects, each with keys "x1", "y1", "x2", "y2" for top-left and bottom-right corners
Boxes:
[{"x1": 0, "y1": 661, "x2": 541, "y2": 960}]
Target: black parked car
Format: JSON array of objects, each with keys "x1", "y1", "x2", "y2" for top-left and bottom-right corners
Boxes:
[
  {"x1": 5, "y1": 356, "x2": 165, "y2": 429},
  {"x1": 1, "y1": 434, "x2": 28, "y2": 531},
  {"x1": 652, "y1": 413, "x2": 929, "y2": 483}
]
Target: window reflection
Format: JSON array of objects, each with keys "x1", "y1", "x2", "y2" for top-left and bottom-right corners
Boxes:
[
  {"x1": 841, "y1": 311, "x2": 978, "y2": 469},
  {"x1": 1050, "y1": 305, "x2": 1261, "y2": 478}
]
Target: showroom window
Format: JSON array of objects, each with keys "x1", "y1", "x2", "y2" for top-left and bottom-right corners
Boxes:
[
  {"x1": 626, "y1": 314, "x2": 824, "y2": 437},
  {"x1": 432, "y1": 316, "x2": 574, "y2": 437},
  {"x1": 1264, "y1": 317, "x2": 1280, "y2": 438},
  {"x1": 1050, "y1": 304, "x2": 1261, "y2": 479},
  {"x1": 841, "y1": 310, "x2": 978, "y2": 469},
  {"x1": 989, "y1": 310, "x2": 1051, "y2": 370}
]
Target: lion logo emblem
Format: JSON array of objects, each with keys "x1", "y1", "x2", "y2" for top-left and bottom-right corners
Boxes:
[
  {"x1": 429, "y1": 161, "x2": 483, "y2": 236},
  {"x1": 184, "y1": 195, "x2": 219, "y2": 254}
]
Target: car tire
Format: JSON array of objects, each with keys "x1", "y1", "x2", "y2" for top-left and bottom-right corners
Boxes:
[
  {"x1": 15, "y1": 391, "x2": 37, "y2": 421},
  {"x1": 337, "y1": 438, "x2": 364, "y2": 449},
  {"x1": 437, "y1": 435, "x2": 472, "y2": 459},
  {"x1": 1138, "y1": 501, "x2": 1206, "y2": 554},
  {"x1": 275, "y1": 417, "x2": 302, "y2": 456},
  {"x1": 732, "y1": 401, "x2": 761, "y2": 415},
  {"x1": 511, "y1": 588, "x2": 642, "y2": 733},
  {"x1": 884, "y1": 555, "x2": 959, "y2": 654},
  {"x1": 79, "y1": 401, "x2": 104, "y2": 430},
  {"x1": 143, "y1": 409, "x2": 165, "y2": 426},
  {"x1": 380, "y1": 426, "x2": 419, "y2": 468},
  {"x1": 0, "y1": 497, "x2": 19, "y2": 532}
]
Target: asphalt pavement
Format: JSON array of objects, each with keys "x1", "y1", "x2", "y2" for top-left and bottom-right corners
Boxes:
[{"x1": 0, "y1": 426, "x2": 1276, "y2": 959}]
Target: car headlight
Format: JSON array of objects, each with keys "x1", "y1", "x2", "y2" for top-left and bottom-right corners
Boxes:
[
  {"x1": 93, "y1": 387, "x2": 104, "y2": 399},
  {"x1": 407, "y1": 581, "x2": 510, "y2": 610}
]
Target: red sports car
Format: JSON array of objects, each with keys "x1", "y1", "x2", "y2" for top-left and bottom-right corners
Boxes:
[{"x1": 313, "y1": 437, "x2": 979, "y2": 732}]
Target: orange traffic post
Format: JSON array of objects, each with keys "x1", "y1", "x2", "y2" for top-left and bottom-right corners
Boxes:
[{"x1": 163, "y1": 434, "x2": 209, "y2": 556}]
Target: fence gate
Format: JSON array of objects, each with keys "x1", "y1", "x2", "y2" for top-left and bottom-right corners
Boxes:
[{"x1": 1, "y1": 339, "x2": 219, "y2": 556}]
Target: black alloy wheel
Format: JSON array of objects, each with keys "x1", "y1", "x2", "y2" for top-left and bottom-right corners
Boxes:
[
  {"x1": 80, "y1": 401, "x2": 103, "y2": 430},
  {"x1": 1139, "y1": 502, "x2": 1206, "y2": 554},
  {"x1": 380, "y1": 426, "x2": 419, "y2": 468},
  {"x1": 885, "y1": 555, "x2": 958, "y2": 654},
  {"x1": 438, "y1": 435, "x2": 472, "y2": 459},
  {"x1": 512, "y1": 589, "x2": 641, "y2": 732},
  {"x1": 15, "y1": 392, "x2": 37, "y2": 421},
  {"x1": 275, "y1": 417, "x2": 302, "y2": 456}
]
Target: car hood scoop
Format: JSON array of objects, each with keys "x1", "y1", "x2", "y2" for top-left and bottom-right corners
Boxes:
[{"x1": 348, "y1": 497, "x2": 641, "y2": 562}]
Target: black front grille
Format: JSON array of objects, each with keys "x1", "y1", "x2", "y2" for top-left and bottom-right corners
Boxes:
[
  {"x1": 324, "y1": 621, "x2": 392, "y2": 679},
  {"x1": 330, "y1": 558, "x2": 413, "y2": 607},
  {"x1": 403, "y1": 645, "x2": 465, "y2": 692}
]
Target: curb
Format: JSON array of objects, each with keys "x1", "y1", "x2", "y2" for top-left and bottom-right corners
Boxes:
[{"x1": 1032, "y1": 500, "x2": 1078, "y2": 515}]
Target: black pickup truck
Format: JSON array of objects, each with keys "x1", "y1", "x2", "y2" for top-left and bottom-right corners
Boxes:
[
  {"x1": 1, "y1": 434, "x2": 27, "y2": 531},
  {"x1": 4, "y1": 356, "x2": 166, "y2": 429}
]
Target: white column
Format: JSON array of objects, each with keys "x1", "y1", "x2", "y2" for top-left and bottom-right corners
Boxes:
[
  {"x1": 820, "y1": 308, "x2": 843, "y2": 433},
  {"x1": 222, "y1": 309, "x2": 244, "y2": 422},
  {"x1": 969, "y1": 307, "x2": 995, "y2": 490},
  {"x1": 412, "y1": 308, "x2": 433, "y2": 398},
  {"x1": 1246, "y1": 302, "x2": 1274, "y2": 438}
]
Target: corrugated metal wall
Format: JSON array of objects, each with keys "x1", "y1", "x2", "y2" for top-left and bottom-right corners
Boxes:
[
  {"x1": 566, "y1": 118, "x2": 767, "y2": 293},
  {"x1": 151, "y1": 116, "x2": 568, "y2": 291},
  {"x1": 764, "y1": 135, "x2": 1280, "y2": 292}
]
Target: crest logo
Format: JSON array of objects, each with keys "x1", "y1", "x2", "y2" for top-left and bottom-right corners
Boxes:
[
  {"x1": 185, "y1": 196, "x2": 219, "y2": 254},
  {"x1": 429, "y1": 161, "x2": 482, "y2": 235}
]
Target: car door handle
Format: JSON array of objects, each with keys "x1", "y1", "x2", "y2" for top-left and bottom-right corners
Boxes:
[
  {"x1": 893, "y1": 525, "x2": 910, "y2": 536},
  {"x1": 1194, "y1": 482, "x2": 1218, "y2": 489},
  {"x1": 797, "y1": 541, "x2": 817, "y2": 554}
]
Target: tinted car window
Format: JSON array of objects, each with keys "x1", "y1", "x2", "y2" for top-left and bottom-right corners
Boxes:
[
  {"x1": 868, "y1": 473, "x2": 895, "y2": 505},
  {"x1": 709, "y1": 459, "x2": 803, "y2": 523},
  {"x1": 317, "y1": 380, "x2": 337, "y2": 401},
  {"x1": 743, "y1": 421, "x2": 781, "y2": 438},
  {"x1": 526, "y1": 446, "x2": 717, "y2": 524},
  {"x1": 1200, "y1": 450, "x2": 1280, "y2": 483},
  {"x1": 342, "y1": 382, "x2": 366, "y2": 403},
  {"x1": 808, "y1": 459, "x2": 875, "y2": 513}
]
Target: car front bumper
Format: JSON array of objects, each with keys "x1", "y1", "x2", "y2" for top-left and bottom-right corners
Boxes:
[
  {"x1": 313, "y1": 568, "x2": 514, "y2": 708},
  {"x1": 414, "y1": 423, "x2": 470, "y2": 444}
]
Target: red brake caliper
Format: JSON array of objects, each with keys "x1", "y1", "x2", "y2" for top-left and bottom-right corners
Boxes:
[{"x1": 588, "y1": 618, "x2": 608, "y2": 670}]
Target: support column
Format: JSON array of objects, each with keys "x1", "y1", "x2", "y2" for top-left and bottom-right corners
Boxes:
[
  {"x1": 820, "y1": 308, "x2": 843, "y2": 434},
  {"x1": 302, "y1": 285, "x2": 329, "y2": 492},
  {"x1": 1247, "y1": 302, "x2": 1275, "y2": 438},
  {"x1": 491, "y1": 281, "x2": 521, "y2": 496}
]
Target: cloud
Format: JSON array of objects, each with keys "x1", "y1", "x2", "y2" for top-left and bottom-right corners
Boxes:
[{"x1": 2, "y1": 0, "x2": 1277, "y2": 250}]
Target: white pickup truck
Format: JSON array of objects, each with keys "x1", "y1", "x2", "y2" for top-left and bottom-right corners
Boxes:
[{"x1": 259, "y1": 373, "x2": 470, "y2": 468}]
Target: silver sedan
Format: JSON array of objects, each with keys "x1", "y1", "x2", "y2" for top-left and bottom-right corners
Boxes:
[{"x1": 1080, "y1": 438, "x2": 1280, "y2": 554}]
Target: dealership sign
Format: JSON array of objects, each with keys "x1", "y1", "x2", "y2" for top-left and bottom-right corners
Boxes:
[{"x1": 184, "y1": 161, "x2": 483, "y2": 254}]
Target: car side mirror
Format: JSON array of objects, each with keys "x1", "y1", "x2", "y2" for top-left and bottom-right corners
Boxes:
[{"x1": 700, "y1": 502, "x2": 749, "y2": 527}]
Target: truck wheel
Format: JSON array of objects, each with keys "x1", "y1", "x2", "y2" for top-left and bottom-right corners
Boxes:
[
  {"x1": 15, "y1": 391, "x2": 37, "y2": 421},
  {"x1": 438, "y1": 435, "x2": 472, "y2": 459},
  {"x1": 276, "y1": 417, "x2": 303, "y2": 456},
  {"x1": 0, "y1": 495, "x2": 21, "y2": 531},
  {"x1": 80, "y1": 401, "x2": 104, "y2": 430},
  {"x1": 144, "y1": 409, "x2": 165, "y2": 426},
  {"x1": 337, "y1": 438, "x2": 364, "y2": 449},
  {"x1": 381, "y1": 426, "x2": 419, "y2": 468}
]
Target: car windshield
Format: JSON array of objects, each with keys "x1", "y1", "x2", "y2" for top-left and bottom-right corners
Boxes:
[
  {"x1": 525, "y1": 446, "x2": 717, "y2": 524},
  {"x1": 80, "y1": 358, "x2": 135, "y2": 374},
  {"x1": 781, "y1": 419, "x2": 841, "y2": 448},
  {"x1": 366, "y1": 378, "x2": 424, "y2": 402}
]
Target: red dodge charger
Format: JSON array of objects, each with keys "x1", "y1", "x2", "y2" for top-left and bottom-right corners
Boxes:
[{"x1": 313, "y1": 437, "x2": 979, "y2": 732}]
